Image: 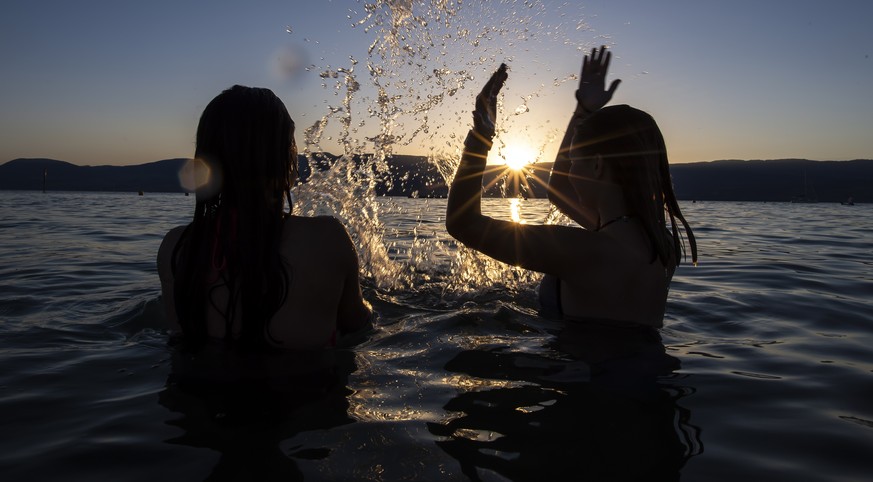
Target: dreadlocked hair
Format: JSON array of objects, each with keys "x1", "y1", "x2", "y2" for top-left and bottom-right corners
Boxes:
[{"x1": 172, "y1": 85, "x2": 298, "y2": 350}]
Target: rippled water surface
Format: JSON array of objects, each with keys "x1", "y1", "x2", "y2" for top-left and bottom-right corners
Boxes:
[{"x1": 1, "y1": 191, "x2": 872, "y2": 481}]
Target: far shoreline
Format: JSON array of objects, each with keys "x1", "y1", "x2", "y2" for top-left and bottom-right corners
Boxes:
[{"x1": 2, "y1": 157, "x2": 871, "y2": 203}]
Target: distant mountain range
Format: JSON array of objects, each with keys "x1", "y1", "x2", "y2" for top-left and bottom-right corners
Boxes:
[{"x1": 2, "y1": 156, "x2": 871, "y2": 203}]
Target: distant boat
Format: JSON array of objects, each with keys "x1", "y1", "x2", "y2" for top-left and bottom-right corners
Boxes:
[
  {"x1": 841, "y1": 196, "x2": 855, "y2": 206},
  {"x1": 790, "y1": 169, "x2": 817, "y2": 203}
]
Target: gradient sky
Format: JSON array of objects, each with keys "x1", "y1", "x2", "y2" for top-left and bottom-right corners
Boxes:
[{"x1": 2, "y1": 0, "x2": 871, "y2": 166}]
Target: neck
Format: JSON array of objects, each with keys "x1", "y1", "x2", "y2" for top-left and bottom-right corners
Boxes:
[
  {"x1": 595, "y1": 184, "x2": 629, "y2": 230},
  {"x1": 597, "y1": 214, "x2": 632, "y2": 231}
]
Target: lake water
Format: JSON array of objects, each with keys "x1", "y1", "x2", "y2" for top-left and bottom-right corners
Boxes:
[{"x1": 0, "y1": 191, "x2": 871, "y2": 481}]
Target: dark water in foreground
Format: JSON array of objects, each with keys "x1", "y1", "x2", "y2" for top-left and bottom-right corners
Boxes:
[{"x1": 0, "y1": 191, "x2": 871, "y2": 481}]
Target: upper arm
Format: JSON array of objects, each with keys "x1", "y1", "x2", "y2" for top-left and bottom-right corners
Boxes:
[
  {"x1": 156, "y1": 225, "x2": 186, "y2": 332},
  {"x1": 326, "y1": 218, "x2": 372, "y2": 333},
  {"x1": 450, "y1": 217, "x2": 598, "y2": 278}
]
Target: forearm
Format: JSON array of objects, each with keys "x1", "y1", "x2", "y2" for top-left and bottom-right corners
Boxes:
[
  {"x1": 446, "y1": 130, "x2": 491, "y2": 241},
  {"x1": 553, "y1": 104, "x2": 595, "y2": 170},
  {"x1": 548, "y1": 109, "x2": 595, "y2": 224},
  {"x1": 549, "y1": 113, "x2": 580, "y2": 189}
]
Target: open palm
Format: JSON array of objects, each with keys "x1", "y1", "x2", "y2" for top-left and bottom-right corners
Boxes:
[
  {"x1": 576, "y1": 46, "x2": 621, "y2": 113},
  {"x1": 473, "y1": 63, "x2": 508, "y2": 139}
]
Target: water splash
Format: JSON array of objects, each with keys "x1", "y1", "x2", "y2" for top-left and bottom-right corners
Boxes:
[{"x1": 293, "y1": 0, "x2": 595, "y2": 294}]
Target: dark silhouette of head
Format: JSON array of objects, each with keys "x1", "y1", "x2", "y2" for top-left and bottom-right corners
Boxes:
[
  {"x1": 574, "y1": 105, "x2": 697, "y2": 268},
  {"x1": 174, "y1": 85, "x2": 297, "y2": 349},
  {"x1": 195, "y1": 85, "x2": 297, "y2": 206}
]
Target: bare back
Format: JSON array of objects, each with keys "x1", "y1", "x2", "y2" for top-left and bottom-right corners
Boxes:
[
  {"x1": 157, "y1": 215, "x2": 370, "y2": 350},
  {"x1": 556, "y1": 220, "x2": 672, "y2": 327}
]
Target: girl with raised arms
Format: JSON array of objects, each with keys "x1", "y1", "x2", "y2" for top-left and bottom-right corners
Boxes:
[{"x1": 446, "y1": 47, "x2": 696, "y2": 329}]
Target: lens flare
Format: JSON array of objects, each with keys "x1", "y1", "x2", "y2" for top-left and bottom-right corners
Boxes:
[{"x1": 178, "y1": 158, "x2": 212, "y2": 192}]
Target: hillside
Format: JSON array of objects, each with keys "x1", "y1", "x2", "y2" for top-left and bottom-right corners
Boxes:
[
  {"x1": 2, "y1": 156, "x2": 871, "y2": 202},
  {"x1": 669, "y1": 159, "x2": 872, "y2": 203}
]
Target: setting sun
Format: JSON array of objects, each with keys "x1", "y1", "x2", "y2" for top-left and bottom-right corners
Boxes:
[{"x1": 490, "y1": 142, "x2": 538, "y2": 171}]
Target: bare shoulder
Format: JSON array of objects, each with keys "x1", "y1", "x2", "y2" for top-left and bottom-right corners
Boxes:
[
  {"x1": 285, "y1": 214, "x2": 349, "y2": 237},
  {"x1": 159, "y1": 225, "x2": 188, "y2": 255},
  {"x1": 157, "y1": 225, "x2": 188, "y2": 278},
  {"x1": 283, "y1": 215, "x2": 356, "y2": 257},
  {"x1": 163, "y1": 224, "x2": 189, "y2": 244}
]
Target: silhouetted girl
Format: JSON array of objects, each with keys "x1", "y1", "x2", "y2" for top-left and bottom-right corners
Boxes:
[
  {"x1": 158, "y1": 86, "x2": 371, "y2": 352},
  {"x1": 446, "y1": 48, "x2": 696, "y2": 328}
]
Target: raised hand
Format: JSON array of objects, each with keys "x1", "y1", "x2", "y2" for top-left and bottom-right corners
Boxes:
[
  {"x1": 472, "y1": 63, "x2": 508, "y2": 140},
  {"x1": 576, "y1": 46, "x2": 621, "y2": 114}
]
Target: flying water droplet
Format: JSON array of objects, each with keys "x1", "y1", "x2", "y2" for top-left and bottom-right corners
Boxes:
[{"x1": 291, "y1": 0, "x2": 595, "y2": 290}]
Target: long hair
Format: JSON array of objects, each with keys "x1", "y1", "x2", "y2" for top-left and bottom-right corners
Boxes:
[
  {"x1": 172, "y1": 85, "x2": 298, "y2": 349},
  {"x1": 575, "y1": 105, "x2": 697, "y2": 268}
]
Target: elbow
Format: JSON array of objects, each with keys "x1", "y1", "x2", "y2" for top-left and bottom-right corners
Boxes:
[
  {"x1": 445, "y1": 215, "x2": 463, "y2": 241},
  {"x1": 445, "y1": 210, "x2": 473, "y2": 245},
  {"x1": 444, "y1": 196, "x2": 462, "y2": 239},
  {"x1": 445, "y1": 184, "x2": 481, "y2": 245}
]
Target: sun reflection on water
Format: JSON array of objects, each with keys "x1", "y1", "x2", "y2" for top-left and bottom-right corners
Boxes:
[{"x1": 509, "y1": 197, "x2": 526, "y2": 224}]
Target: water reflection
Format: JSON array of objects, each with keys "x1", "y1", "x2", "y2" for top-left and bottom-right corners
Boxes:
[
  {"x1": 158, "y1": 343, "x2": 357, "y2": 480},
  {"x1": 429, "y1": 320, "x2": 703, "y2": 480}
]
